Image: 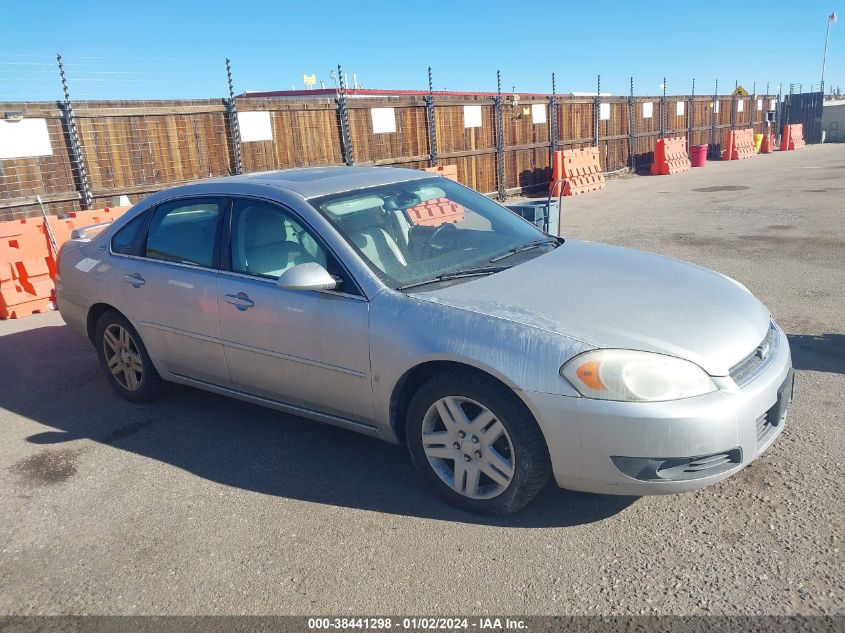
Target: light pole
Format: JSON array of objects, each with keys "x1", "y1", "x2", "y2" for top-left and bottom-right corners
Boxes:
[{"x1": 821, "y1": 11, "x2": 838, "y2": 94}]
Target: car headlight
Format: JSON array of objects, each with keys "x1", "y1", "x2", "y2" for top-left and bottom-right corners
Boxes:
[{"x1": 560, "y1": 350, "x2": 717, "y2": 402}]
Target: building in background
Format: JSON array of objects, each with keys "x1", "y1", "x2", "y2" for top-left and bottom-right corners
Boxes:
[{"x1": 822, "y1": 99, "x2": 845, "y2": 142}]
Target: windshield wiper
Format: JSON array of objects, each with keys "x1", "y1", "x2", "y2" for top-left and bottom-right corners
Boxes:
[
  {"x1": 396, "y1": 265, "x2": 512, "y2": 291},
  {"x1": 489, "y1": 237, "x2": 560, "y2": 263}
]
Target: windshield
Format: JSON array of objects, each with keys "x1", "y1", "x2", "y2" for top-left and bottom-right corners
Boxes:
[{"x1": 310, "y1": 177, "x2": 555, "y2": 289}]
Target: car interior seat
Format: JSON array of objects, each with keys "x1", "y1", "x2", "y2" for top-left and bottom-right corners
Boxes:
[
  {"x1": 337, "y1": 207, "x2": 407, "y2": 276},
  {"x1": 240, "y1": 208, "x2": 302, "y2": 278}
]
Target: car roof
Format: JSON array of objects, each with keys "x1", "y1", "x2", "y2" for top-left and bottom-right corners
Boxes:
[{"x1": 209, "y1": 166, "x2": 433, "y2": 199}]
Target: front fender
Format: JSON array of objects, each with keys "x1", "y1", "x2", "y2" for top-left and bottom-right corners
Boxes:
[{"x1": 369, "y1": 291, "x2": 590, "y2": 431}]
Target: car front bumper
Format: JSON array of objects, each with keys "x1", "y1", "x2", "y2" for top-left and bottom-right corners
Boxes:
[{"x1": 524, "y1": 327, "x2": 793, "y2": 495}]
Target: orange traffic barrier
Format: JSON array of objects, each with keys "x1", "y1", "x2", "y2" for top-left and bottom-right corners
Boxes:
[
  {"x1": 0, "y1": 205, "x2": 131, "y2": 319},
  {"x1": 760, "y1": 133, "x2": 776, "y2": 154},
  {"x1": 549, "y1": 147, "x2": 605, "y2": 196},
  {"x1": 651, "y1": 137, "x2": 691, "y2": 175},
  {"x1": 722, "y1": 128, "x2": 756, "y2": 161},
  {"x1": 407, "y1": 198, "x2": 464, "y2": 226},
  {"x1": 780, "y1": 124, "x2": 806, "y2": 151},
  {"x1": 423, "y1": 164, "x2": 459, "y2": 182},
  {"x1": 0, "y1": 219, "x2": 53, "y2": 319}
]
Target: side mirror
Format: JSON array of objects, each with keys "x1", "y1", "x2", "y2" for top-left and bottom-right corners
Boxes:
[{"x1": 276, "y1": 262, "x2": 338, "y2": 291}]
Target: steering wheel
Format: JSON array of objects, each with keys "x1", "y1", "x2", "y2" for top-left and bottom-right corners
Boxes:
[{"x1": 421, "y1": 222, "x2": 459, "y2": 258}]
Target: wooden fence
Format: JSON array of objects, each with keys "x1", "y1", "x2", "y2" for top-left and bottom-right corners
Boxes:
[{"x1": 0, "y1": 92, "x2": 778, "y2": 220}]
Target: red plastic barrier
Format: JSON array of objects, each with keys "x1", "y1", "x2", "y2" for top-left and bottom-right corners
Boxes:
[
  {"x1": 422, "y1": 165, "x2": 459, "y2": 182},
  {"x1": 780, "y1": 124, "x2": 806, "y2": 151},
  {"x1": 760, "y1": 133, "x2": 776, "y2": 154},
  {"x1": 722, "y1": 128, "x2": 756, "y2": 161},
  {"x1": 407, "y1": 198, "x2": 464, "y2": 226},
  {"x1": 549, "y1": 147, "x2": 605, "y2": 196},
  {"x1": 651, "y1": 137, "x2": 691, "y2": 175},
  {"x1": 0, "y1": 219, "x2": 53, "y2": 319},
  {"x1": 0, "y1": 206, "x2": 131, "y2": 319}
]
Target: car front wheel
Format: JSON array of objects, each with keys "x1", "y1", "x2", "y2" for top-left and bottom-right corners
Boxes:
[
  {"x1": 406, "y1": 368, "x2": 552, "y2": 515},
  {"x1": 95, "y1": 310, "x2": 162, "y2": 402}
]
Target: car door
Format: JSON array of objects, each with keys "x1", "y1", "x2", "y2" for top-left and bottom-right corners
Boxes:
[
  {"x1": 118, "y1": 196, "x2": 232, "y2": 387},
  {"x1": 217, "y1": 197, "x2": 373, "y2": 422}
]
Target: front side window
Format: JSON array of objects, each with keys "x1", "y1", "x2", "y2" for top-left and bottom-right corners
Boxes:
[
  {"x1": 145, "y1": 198, "x2": 224, "y2": 267},
  {"x1": 310, "y1": 177, "x2": 554, "y2": 289},
  {"x1": 230, "y1": 199, "x2": 329, "y2": 279}
]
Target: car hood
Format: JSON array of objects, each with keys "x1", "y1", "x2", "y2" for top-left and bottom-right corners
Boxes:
[{"x1": 412, "y1": 239, "x2": 771, "y2": 376}]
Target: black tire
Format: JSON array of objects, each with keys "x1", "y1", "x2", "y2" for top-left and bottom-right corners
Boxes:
[
  {"x1": 406, "y1": 368, "x2": 552, "y2": 515},
  {"x1": 95, "y1": 309, "x2": 163, "y2": 402}
]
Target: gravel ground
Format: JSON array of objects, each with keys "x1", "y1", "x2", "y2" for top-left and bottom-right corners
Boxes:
[{"x1": 0, "y1": 144, "x2": 843, "y2": 616}]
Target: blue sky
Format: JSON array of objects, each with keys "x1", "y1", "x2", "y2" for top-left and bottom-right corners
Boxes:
[{"x1": 1, "y1": 0, "x2": 841, "y2": 100}]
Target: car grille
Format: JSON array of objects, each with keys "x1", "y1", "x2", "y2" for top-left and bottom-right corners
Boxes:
[{"x1": 730, "y1": 322, "x2": 779, "y2": 386}]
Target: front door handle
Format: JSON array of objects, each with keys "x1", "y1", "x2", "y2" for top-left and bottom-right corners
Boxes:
[
  {"x1": 123, "y1": 273, "x2": 145, "y2": 288},
  {"x1": 224, "y1": 292, "x2": 255, "y2": 311}
]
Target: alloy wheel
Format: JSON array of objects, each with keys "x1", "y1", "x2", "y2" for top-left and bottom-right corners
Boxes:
[
  {"x1": 103, "y1": 324, "x2": 143, "y2": 391},
  {"x1": 421, "y1": 396, "x2": 515, "y2": 499}
]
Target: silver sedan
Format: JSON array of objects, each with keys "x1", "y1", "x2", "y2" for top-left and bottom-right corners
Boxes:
[{"x1": 56, "y1": 167, "x2": 793, "y2": 514}]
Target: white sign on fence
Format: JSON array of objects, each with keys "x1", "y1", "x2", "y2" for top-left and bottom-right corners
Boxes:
[
  {"x1": 237, "y1": 111, "x2": 273, "y2": 142},
  {"x1": 599, "y1": 103, "x2": 610, "y2": 121},
  {"x1": 463, "y1": 105, "x2": 482, "y2": 128},
  {"x1": 757, "y1": 98, "x2": 764, "y2": 111},
  {"x1": 642, "y1": 102, "x2": 653, "y2": 118},
  {"x1": 714, "y1": 100, "x2": 720, "y2": 113},
  {"x1": 0, "y1": 118, "x2": 53, "y2": 159},
  {"x1": 676, "y1": 101, "x2": 685, "y2": 116},
  {"x1": 371, "y1": 107, "x2": 396, "y2": 134},
  {"x1": 531, "y1": 103, "x2": 546, "y2": 125},
  {"x1": 737, "y1": 99, "x2": 744, "y2": 113}
]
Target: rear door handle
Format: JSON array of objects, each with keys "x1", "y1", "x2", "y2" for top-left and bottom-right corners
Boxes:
[
  {"x1": 224, "y1": 292, "x2": 255, "y2": 311},
  {"x1": 123, "y1": 273, "x2": 145, "y2": 288}
]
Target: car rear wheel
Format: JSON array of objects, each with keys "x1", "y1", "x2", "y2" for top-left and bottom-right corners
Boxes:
[
  {"x1": 95, "y1": 310, "x2": 162, "y2": 402},
  {"x1": 406, "y1": 368, "x2": 551, "y2": 515}
]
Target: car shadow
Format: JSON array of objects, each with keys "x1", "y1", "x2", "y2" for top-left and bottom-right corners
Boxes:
[
  {"x1": 1, "y1": 323, "x2": 637, "y2": 528},
  {"x1": 787, "y1": 333, "x2": 845, "y2": 374}
]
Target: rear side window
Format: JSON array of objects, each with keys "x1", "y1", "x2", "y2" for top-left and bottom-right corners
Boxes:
[
  {"x1": 145, "y1": 198, "x2": 224, "y2": 267},
  {"x1": 111, "y1": 212, "x2": 148, "y2": 256}
]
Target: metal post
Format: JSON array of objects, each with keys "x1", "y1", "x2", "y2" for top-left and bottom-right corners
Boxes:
[
  {"x1": 750, "y1": 81, "x2": 756, "y2": 132},
  {"x1": 425, "y1": 66, "x2": 438, "y2": 166},
  {"x1": 549, "y1": 73, "x2": 558, "y2": 157},
  {"x1": 225, "y1": 58, "x2": 243, "y2": 175},
  {"x1": 731, "y1": 80, "x2": 738, "y2": 132},
  {"x1": 822, "y1": 12, "x2": 838, "y2": 93},
  {"x1": 594, "y1": 74, "x2": 601, "y2": 147},
  {"x1": 659, "y1": 77, "x2": 666, "y2": 139},
  {"x1": 820, "y1": 13, "x2": 838, "y2": 94},
  {"x1": 785, "y1": 83, "x2": 794, "y2": 130},
  {"x1": 57, "y1": 54, "x2": 94, "y2": 210},
  {"x1": 710, "y1": 79, "x2": 718, "y2": 159},
  {"x1": 494, "y1": 70, "x2": 506, "y2": 201},
  {"x1": 628, "y1": 76, "x2": 636, "y2": 172},
  {"x1": 687, "y1": 78, "x2": 695, "y2": 151},
  {"x1": 336, "y1": 64, "x2": 354, "y2": 166}
]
